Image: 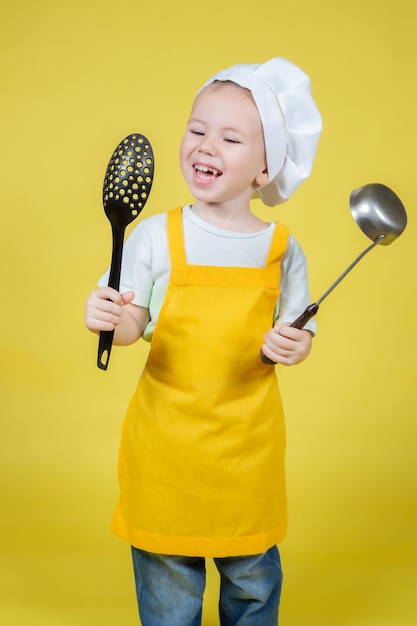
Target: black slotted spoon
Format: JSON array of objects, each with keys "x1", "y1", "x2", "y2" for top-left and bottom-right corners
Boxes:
[{"x1": 97, "y1": 133, "x2": 154, "y2": 370}]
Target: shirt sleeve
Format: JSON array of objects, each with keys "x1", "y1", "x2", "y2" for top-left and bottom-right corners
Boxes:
[{"x1": 275, "y1": 235, "x2": 317, "y2": 335}]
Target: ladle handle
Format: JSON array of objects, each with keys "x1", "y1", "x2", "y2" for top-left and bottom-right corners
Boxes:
[
  {"x1": 289, "y1": 302, "x2": 320, "y2": 330},
  {"x1": 260, "y1": 303, "x2": 319, "y2": 365}
]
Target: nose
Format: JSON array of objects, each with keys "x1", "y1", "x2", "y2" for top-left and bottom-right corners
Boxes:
[{"x1": 198, "y1": 134, "x2": 217, "y2": 156}]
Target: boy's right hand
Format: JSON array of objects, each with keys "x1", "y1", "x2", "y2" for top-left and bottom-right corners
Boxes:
[{"x1": 85, "y1": 287, "x2": 136, "y2": 333}]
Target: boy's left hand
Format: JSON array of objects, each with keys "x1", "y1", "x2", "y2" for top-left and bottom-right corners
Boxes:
[{"x1": 261, "y1": 323, "x2": 312, "y2": 366}]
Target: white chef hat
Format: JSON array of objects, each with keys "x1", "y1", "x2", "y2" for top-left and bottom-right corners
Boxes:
[{"x1": 199, "y1": 57, "x2": 322, "y2": 206}]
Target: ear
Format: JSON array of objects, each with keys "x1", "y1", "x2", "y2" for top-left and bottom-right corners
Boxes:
[{"x1": 255, "y1": 167, "x2": 269, "y2": 188}]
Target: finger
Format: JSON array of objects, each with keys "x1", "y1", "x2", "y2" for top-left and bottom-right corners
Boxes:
[
  {"x1": 262, "y1": 344, "x2": 295, "y2": 367},
  {"x1": 276, "y1": 324, "x2": 301, "y2": 340},
  {"x1": 121, "y1": 290, "x2": 136, "y2": 305},
  {"x1": 261, "y1": 344, "x2": 279, "y2": 364},
  {"x1": 99, "y1": 286, "x2": 125, "y2": 305},
  {"x1": 262, "y1": 339, "x2": 291, "y2": 361},
  {"x1": 265, "y1": 331, "x2": 294, "y2": 354},
  {"x1": 85, "y1": 310, "x2": 117, "y2": 332}
]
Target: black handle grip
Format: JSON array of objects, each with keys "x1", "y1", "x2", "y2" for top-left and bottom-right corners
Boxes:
[
  {"x1": 260, "y1": 303, "x2": 320, "y2": 365},
  {"x1": 289, "y1": 303, "x2": 319, "y2": 329},
  {"x1": 96, "y1": 224, "x2": 124, "y2": 371},
  {"x1": 97, "y1": 329, "x2": 115, "y2": 370},
  {"x1": 260, "y1": 351, "x2": 277, "y2": 365}
]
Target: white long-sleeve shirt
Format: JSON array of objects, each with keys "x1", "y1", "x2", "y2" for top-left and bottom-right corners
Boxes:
[{"x1": 99, "y1": 205, "x2": 316, "y2": 341}]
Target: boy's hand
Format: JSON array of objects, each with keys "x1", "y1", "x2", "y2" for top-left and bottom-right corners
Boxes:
[
  {"x1": 261, "y1": 323, "x2": 312, "y2": 366},
  {"x1": 85, "y1": 287, "x2": 135, "y2": 332}
]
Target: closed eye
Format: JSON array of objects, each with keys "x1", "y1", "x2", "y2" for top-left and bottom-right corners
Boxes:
[{"x1": 224, "y1": 137, "x2": 240, "y2": 144}]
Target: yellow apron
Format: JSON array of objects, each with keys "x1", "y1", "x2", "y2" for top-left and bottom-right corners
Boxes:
[{"x1": 111, "y1": 207, "x2": 290, "y2": 557}]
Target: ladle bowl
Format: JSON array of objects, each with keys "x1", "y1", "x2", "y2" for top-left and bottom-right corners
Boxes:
[{"x1": 350, "y1": 183, "x2": 407, "y2": 245}]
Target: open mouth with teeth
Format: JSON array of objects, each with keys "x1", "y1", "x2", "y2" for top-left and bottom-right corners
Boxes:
[{"x1": 194, "y1": 164, "x2": 222, "y2": 181}]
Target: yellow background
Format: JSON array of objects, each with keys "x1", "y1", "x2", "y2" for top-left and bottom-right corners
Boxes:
[{"x1": 1, "y1": 1, "x2": 416, "y2": 624}]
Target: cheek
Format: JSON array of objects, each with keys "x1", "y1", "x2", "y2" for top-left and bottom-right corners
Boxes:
[
  {"x1": 179, "y1": 137, "x2": 188, "y2": 173},
  {"x1": 179, "y1": 133, "x2": 195, "y2": 159}
]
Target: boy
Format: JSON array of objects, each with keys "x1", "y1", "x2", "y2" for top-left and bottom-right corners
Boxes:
[{"x1": 85, "y1": 57, "x2": 322, "y2": 625}]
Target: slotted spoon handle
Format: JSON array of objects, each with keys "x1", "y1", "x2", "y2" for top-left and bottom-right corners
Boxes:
[
  {"x1": 98, "y1": 331, "x2": 116, "y2": 370},
  {"x1": 97, "y1": 224, "x2": 126, "y2": 369}
]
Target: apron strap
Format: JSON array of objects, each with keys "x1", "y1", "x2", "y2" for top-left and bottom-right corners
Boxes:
[
  {"x1": 167, "y1": 207, "x2": 189, "y2": 284},
  {"x1": 266, "y1": 222, "x2": 290, "y2": 265},
  {"x1": 265, "y1": 222, "x2": 290, "y2": 286}
]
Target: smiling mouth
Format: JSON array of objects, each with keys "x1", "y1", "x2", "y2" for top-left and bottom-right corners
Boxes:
[{"x1": 194, "y1": 164, "x2": 222, "y2": 180}]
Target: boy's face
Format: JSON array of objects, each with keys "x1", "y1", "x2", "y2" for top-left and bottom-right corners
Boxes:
[{"x1": 179, "y1": 82, "x2": 269, "y2": 207}]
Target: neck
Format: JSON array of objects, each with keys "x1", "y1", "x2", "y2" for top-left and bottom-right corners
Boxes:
[{"x1": 191, "y1": 200, "x2": 269, "y2": 233}]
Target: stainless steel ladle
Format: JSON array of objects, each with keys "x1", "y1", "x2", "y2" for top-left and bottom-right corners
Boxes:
[{"x1": 261, "y1": 183, "x2": 407, "y2": 364}]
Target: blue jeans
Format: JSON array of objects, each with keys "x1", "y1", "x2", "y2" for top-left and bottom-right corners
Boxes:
[{"x1": 131, "y1": 545, "x2": 283, "y2": 625}]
